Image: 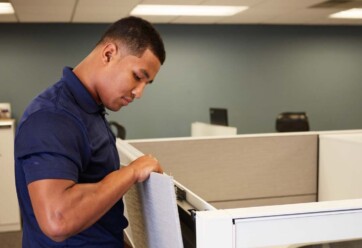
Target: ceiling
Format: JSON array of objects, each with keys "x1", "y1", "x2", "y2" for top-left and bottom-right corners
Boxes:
[{"x1": 1, "y1": 0, "x2": 362, "y2": 25}]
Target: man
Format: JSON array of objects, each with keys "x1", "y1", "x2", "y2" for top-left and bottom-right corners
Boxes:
[{"x1": 15, "y1": 16, "x2": 165, "y2": 247}]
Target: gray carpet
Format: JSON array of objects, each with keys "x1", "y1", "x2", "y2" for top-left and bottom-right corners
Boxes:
[{"x1": 0, "y1": 231, "x2": 22, "y2": 248}]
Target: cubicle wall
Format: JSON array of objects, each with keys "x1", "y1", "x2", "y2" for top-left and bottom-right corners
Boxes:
[
  {"x1": 130, "y1": 133, "x2": 318, "y2": 209},
  {"x1": 191, "y1": 122, "x2": 237, "y2": 137},
  {"x1": 319, "y1": 133, "x2": 362, "y2": 202},
  {"x1": 122, "y1": 130, "x2": 362, "y2": 248}
]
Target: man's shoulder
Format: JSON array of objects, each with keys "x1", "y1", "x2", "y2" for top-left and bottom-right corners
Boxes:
[
  {"x1": 21, "y1": 80, "x2": 81, "y2": 124},
  {"x1": 24, "y1": 81, "x2": 64, "y2": 112}
]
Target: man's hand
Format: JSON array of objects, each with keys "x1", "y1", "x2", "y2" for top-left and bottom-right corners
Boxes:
[{"x1": 128, "y1": 154, "x2": 163, "y2": 182}]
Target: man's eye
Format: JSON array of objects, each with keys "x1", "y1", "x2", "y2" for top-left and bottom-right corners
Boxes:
[{"x1": 133, "y1": 73, "x2": 141, "y2": 81}]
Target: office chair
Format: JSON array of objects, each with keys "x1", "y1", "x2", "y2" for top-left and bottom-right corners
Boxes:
[
  {"x1": 108, "y1": 121, "x2": 126, "y2": 139},
  {"x1": 276, "y1": 112, "x2": 310, "y2": 132}
]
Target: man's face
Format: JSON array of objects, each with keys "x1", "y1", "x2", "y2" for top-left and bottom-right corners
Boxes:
[{"x1": 97, "y1": 48, "x2": 161, "y2": 111}]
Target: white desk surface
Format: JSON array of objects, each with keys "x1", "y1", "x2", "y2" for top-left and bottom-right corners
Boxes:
[{"x1": 197, "y1": 199, "x2": 362, "y2": 248}]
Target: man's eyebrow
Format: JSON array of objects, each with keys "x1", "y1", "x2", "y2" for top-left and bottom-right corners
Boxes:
[{"x1": 141, "y1": 69, "x2": 153, "y2": 84}]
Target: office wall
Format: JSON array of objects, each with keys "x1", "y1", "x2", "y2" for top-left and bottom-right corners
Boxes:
[{"x1": 1, "y1": 23, "x2": 362, "y2": 139}]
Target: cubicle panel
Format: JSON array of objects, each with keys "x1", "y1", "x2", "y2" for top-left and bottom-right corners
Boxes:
[
  {"x1": 130, "y1": 134, "x2": 318, "y2": 207},
  {"x1": 210, "y1": 195, "x2": 316, "y2": 209},
  {"x1": 196, "y1": 198, "x2": 362, "y2": 248},
  {"x1": 319, "y1": 133, "x2": 362, "y2": 201},
  {"x1": 232, "y1": 200, "x2": 362, "y2": 248},
  {"x1": 196, "y1": 199, "x2": 362, "y2": 248},
  {"x1": 191, "y1": 122, "x2": 237, "y2": 137}
]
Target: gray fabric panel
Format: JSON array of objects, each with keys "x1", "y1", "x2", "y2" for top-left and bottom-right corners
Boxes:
[
  {"x1": 209, "y1": 194, "x2": 317, "y2": 209},
  {"x1": 124, "y1": 184, "x2": 147, "y2": 248},
  {"x1": 130, "y1": 135, "x2": 318, "y2": 205}
]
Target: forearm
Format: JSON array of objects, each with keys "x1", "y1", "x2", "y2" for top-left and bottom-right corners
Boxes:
[
  {"x1": 29, "y1": 154, "x2": 162, "y2": 242},
  {"x1": 30, "y1": 166, "x2": 137, "y2": 242},
  {"x1": 64, "y1": 166, "x2": 137, "y2": 232}
]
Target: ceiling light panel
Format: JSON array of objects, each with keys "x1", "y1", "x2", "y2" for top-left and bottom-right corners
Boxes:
[
  {"x1": 131, "y1": 5, "x2": 248, "y2": 16},
  {"x1": 0, "y1": 2, "x2": 14, "y2": 14},
  {"x1": 330, "y1": 8, "x2": 362, "y2": 19}
]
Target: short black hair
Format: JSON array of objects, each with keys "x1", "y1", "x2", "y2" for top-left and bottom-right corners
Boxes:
[{"x1": 98, "y1": 16, "x2": 166, "y2": 65}]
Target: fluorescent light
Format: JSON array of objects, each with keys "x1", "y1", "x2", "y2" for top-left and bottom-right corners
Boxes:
[
  {"x1": 0, "y1": 2, "x2": 14, "y2": 14},
  {"x1": 330, "y1": 8, "x2": 362, "y2": 19},
  {"x1": 131, "y1": 5, "x2": 248, "y2": 16}
]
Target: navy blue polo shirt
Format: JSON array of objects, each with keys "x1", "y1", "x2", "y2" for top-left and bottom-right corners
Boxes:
[{"x1": 15, "y1": 67, "x2": 128, "y2": 247}]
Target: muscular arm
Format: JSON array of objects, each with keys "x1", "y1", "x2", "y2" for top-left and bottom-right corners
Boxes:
[{"x1": 28, "y1": 155, "x2": 162, "y2": 242}]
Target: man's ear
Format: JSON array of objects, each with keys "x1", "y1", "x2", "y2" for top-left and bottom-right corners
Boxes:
[
  {"x1": 105, "y1": 52, "x2": 111, "y2": 62},
  {"x1": 102, "y1": 43, "x2": 118, "y2": 64}
]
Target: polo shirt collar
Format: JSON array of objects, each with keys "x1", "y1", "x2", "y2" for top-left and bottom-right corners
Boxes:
[{"x1": 62, "y1": 67, "x2": 105, "y2": 115}]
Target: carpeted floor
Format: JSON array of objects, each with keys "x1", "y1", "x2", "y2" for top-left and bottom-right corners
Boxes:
[{"x1": 0, "y1": 231, "x2": 22, "y2": 248}]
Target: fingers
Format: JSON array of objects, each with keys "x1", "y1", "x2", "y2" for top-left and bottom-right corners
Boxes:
[
  {"x1": 146, "y1": 154, "x2": 163, "y2": 174},
  {"x1": 130, "y1": 154, "x2": 164, "y2": 182},
  {"x1": 147, "y1": 154, "x2": 158, "y2": 162}
]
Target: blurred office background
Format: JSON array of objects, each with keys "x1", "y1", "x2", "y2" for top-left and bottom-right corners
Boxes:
[{"x1": 1, "y1": 23, "x2": 361, "y2": 139}]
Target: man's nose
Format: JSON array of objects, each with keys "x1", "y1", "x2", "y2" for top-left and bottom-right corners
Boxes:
[{"x1": 132, "y1": 83, "x2": 147, "y2": 99}]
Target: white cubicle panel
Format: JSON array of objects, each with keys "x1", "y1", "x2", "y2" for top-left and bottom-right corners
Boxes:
[
  {"x1": 319, "y1": 133, "x2": 362, "y2": 201},
  {"x1": 196, "y1": 199, "x2": 362, "y2": 248},
  {"x1": 191, "y1": 122, "x2": 237, "y2": 137}
]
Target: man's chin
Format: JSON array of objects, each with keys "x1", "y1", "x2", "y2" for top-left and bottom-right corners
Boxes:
[{"x1": 106, "y1": 105, "x2": 123, "y2": 112}]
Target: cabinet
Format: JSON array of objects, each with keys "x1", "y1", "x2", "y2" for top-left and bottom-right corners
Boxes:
[{"x1": 0, "y1": 119, "x2": 21, "y2": 232}]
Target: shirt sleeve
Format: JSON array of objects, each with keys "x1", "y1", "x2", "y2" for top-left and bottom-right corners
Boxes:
[{"x1": 15, "y1": 109, "x2": 90, "y2": 184}]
